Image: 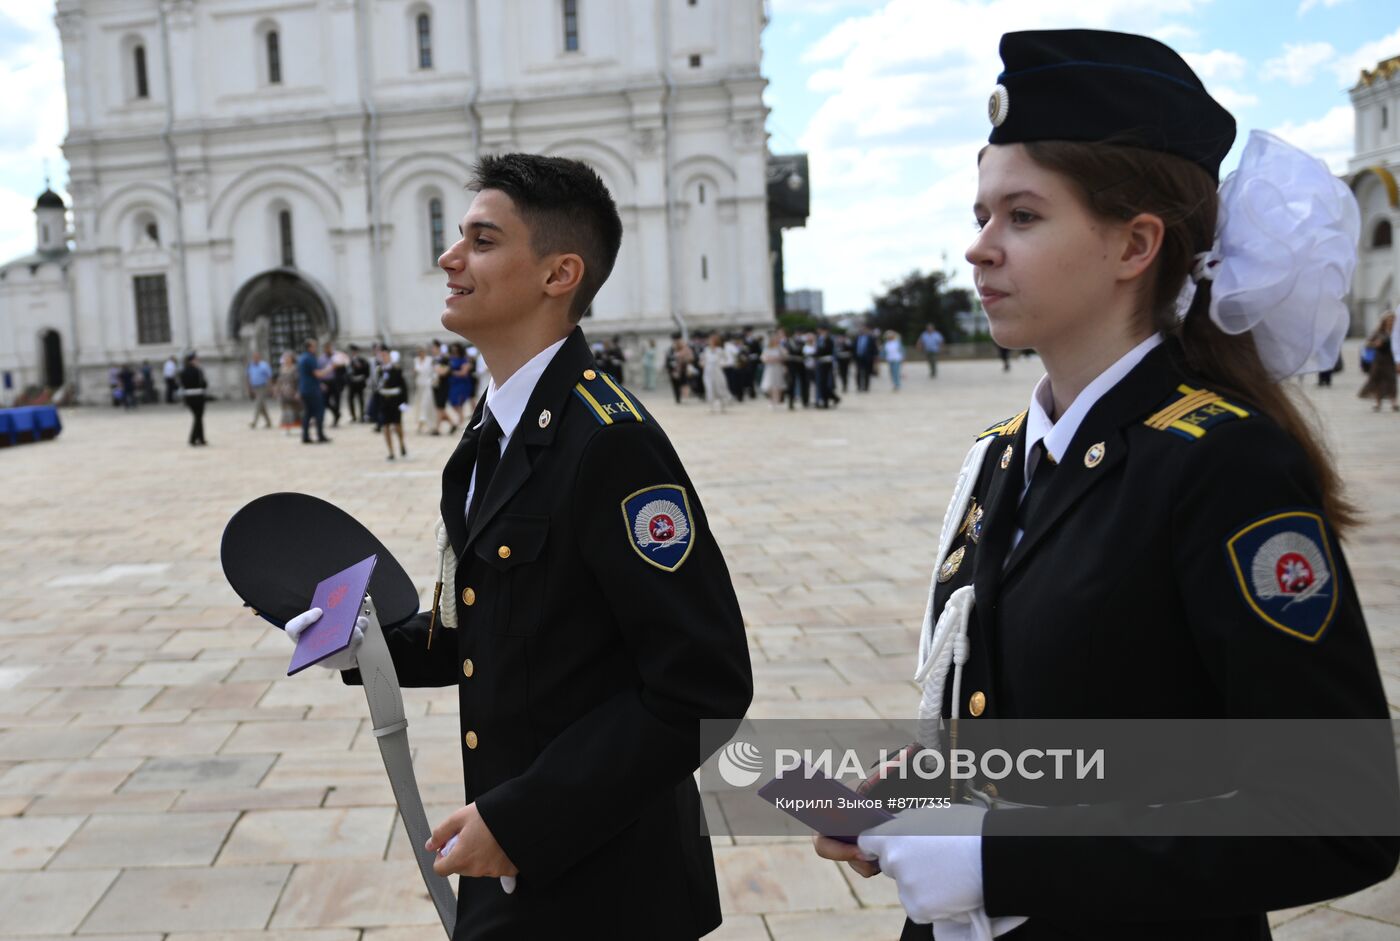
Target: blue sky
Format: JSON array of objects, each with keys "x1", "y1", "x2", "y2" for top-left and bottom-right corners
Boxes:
[
  {"x1": 0, "y1": 0, "x2": 1395, "y2": 311},
  {"x1": 766, "y1": 0, "x2": 1394, "y2": 310}
]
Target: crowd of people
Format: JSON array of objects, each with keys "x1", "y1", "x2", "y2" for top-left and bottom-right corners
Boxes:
[
  {"x1": 121, "y1": 306, "x2": 1398, "y2": 452},
  {"x1": 657, "y1": 323, "x2": 924, "y2": 413},
  {"x1": 144, "y1": 321, "x2": 954, "y2": 446},
  {"x1": 106, "y1": 361, "x2": 161, "y2": 407},
  {"x1": 250, "y1": 337, "x2": 491, "y2": 459}
]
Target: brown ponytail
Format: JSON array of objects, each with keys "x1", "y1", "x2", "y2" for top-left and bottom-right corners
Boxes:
[{"x1": 1023, "y1": 141, "x2": 1358, "y2": 533}]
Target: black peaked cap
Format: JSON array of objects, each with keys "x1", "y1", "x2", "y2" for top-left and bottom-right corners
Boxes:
[{"x1": 987, "y1": 29, "x2": 1237, "y2": 182}]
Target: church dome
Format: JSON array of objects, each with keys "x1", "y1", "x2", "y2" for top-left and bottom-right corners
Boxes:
[{"x1": 35, "y1": 189, "x2": 65, "y2": 210}]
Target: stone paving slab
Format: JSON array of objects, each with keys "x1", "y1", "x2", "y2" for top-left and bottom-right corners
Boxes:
[
  {"x1": 80, "y1": 866, "x2": 292, "y2": 934},
  {"x1": 49, "y1": 813, "x2": 238, "y2": 869},
  {"x1": 0, "y1": 870, "x2": 120, "y2": 935},
  {"x1": 0, "y1": 816, "x2": 86, "y2": 869},
  {"x1": 217, "y1": 808, "x2": 397, "y2": 866},
  {"x1": 0, "y1": 347, "x2": 1395, "y2": 936},
  {"x1": 268, "y1": 861, "x2": 443, "y2": 929}
]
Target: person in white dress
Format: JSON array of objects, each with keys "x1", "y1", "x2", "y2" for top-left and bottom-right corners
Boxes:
[
  {"x1": 413, "y1": 345, "x2": 436, "y2": 434},
  {"x1": 759, "y1": 332, "x2": 787, "y2": 409},
  {"x1": 701, "y1": 334, "x2": 729, "y2": 413}
]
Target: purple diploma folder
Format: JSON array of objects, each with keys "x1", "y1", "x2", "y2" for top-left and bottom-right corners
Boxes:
[
  {"x1": 288, "y1": 554, "x2": 378, "y2": 676},
  {"x1": 757, "y1": 767, "x2": 895, "y2": 843}
]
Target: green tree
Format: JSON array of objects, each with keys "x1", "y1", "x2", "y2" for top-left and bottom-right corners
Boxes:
[{"x1": 870, "y1": 270, "x2": 974, "y2": 344}]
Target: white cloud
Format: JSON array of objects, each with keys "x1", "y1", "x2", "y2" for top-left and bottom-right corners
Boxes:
[
  {"x1": 0, "y1": 185, "x2": 35, "y2": 264},
  {"x1": 1298, "y1": 0, "x2": 1349, "y2": 14},
  {"x1": 1268, "y1": 104, "x2": 1354, "y2": 174},
  {"x1": 1260, "y1": 41, "x2": 1336, "y2": 86},
  {"x1": 783, "y1": 0, "x2": 1213, "y2": 309},
  {"x1": 1213, "y1": 87, "x2": 1260, "y2": 112},
  {"x1": 1182, "y1": 49, "x2": 1247, "y2": 83},
  {"x1": 0, "y1": 1, "x2": 55, "y2": 36},
  {"x1": 1333, "y1": 25, "x2": 1400, "y2": 88},
  {"x1": 770, "y1": 0, "x2": 886, "y2": 14},
  {"x1": 1180, "y1": 49, "x2": 1256, "y2": 113},
  {"x1": 0, "y1": 1, "x2": 66, "y2": 264}
]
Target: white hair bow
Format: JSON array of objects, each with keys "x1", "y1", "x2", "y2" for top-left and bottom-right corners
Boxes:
[{"x1": 1176, "y1": 130, "x2": 1360, "y2": 380}]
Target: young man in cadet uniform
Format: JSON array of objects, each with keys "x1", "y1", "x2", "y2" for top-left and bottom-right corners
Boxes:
[{"x1": 310, "y1": 154, "x2": 752, "y2": 939}]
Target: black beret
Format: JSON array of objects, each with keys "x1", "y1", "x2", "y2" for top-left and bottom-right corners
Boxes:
[{"x1": 987, "y1": 29, "x2": 1236, "y2": 182}]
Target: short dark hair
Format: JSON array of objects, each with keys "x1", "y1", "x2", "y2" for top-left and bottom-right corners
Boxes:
[{"x1": 468, "y1": 153, "x2": 623, "y2": 323}]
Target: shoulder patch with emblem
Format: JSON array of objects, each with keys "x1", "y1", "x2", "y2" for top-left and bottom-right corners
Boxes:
[
  {"x1": 976, "y1": 410, "x2": 1027, "y2": 440},
  {"x1": 1225, "y1": 510, "x2": 1339, "y2": 643},
  {"x1": 574, "y1": 369, "x2": 647, "y2": 426},
  {"x1": 1144, "y1": 384, "x2": 1251, "y2": 440},
  {"x1": 622, "y1": 485, "x2": 694, "y2": 572}
]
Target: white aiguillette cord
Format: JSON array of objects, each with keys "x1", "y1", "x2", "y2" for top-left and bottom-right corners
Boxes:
[
  {"x1": 356, "y1": 593, "x2": 458, "y2": 937},
  {"x1": 915, "y1": 436, "x2": 993, "y2": 755}
]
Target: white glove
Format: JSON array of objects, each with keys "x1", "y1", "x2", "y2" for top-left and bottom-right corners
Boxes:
[
  {"x1": 857, "y1": 805, "x2": 1027, "y2": 941},
  {"x1": 284, "y1": 607, "x2": 365, "y2": 671}
]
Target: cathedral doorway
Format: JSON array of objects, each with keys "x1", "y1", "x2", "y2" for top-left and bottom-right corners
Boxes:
[
  {"x1": 227, "y1": 267, "x2": 339, "y2": 363},
  {"x1": 39, "y1": 329, "x2": 63, "y2": 389}
]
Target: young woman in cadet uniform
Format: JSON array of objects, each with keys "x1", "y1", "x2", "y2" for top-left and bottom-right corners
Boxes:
[{"x1": 815, "y1": 28, "x2": 1397, "y2": 941}]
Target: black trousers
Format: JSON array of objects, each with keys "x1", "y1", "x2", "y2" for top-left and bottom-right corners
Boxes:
[
  {"x1": 324, "y1": 379, "x2": 343, "y2": 425},
  {"x1": 786, "y1": 365, "x2": 810, "y2": 409},
  {"x1": 669, "y1": 374, "x2": 686, "y2": 404},
  {"x1": 347, "y1": 382, "x2": 365, "y2": 421},
  {"x1": 165, "y1": 378, "x2": 179, "y2": 403},
  {"x1": 301, "y1": 390, "x2": 327, "y2": 441},
  {"x1": 855, "y1": 357, "x2": 875, "y2": 391},
  {"x1": 185, "y1": 397, "x2": 206, "y2": 444}
]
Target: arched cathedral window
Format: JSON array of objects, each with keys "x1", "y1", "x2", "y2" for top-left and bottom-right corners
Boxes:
[
  {"x1": 134, "y1": 44, "x2": 149, "y2": 99},
  {"x1": 1374, "y1": 219, "x2": 1393, "y2": 250},
  {"x1": 429, "y1": 198, "x2": 446, "y2": 260},
  {"x1": 563, "y1": 0, "x2": 580, "y2": 52},
  {"x1": 417, "y1": 13, "x2": 433, "y2": 69},
  {"x1": 267, "y1": 29, "x2": 282, "y2": 85},
  {"x1": 279, "y1": 210, "x2": 295, "y2": 267}
]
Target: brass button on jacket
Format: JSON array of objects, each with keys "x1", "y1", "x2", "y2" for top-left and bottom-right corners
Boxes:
[
  {"x1": 497, "y1": 545, "x2": 511, "y2": 560},
  {"x1": 464, "y1": 731, "x2": 478, "y2": 749},
  {"x1": 461, "y1": 586, "x2": 476, "y2": 606},
  {"x1": 462, "y1": 659, "x2": 474, "y2": 678},
  {"x1": 969, "y1": 691, "x2": 986, "y2": 717}
]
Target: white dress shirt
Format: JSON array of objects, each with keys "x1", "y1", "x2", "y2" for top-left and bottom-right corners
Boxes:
[
  {"x1": 463, "y1": 335, "x2": 569, "y2": 522},
  {"x1": 1012, "y1": 332, "x2": 1163, "y2": 551}
]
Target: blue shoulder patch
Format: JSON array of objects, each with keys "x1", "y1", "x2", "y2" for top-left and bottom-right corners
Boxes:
[
  {"x1": 574, "y1": 370, "x2": 647, "y2": 426},
  {"x1": 622, "y1": 485, "x2": 694, "y2": 572},
  {"x1": 1225, "y1": 510, "x2": 1339, "y2": 643}
]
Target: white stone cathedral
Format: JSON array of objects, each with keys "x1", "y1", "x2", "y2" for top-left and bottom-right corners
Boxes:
[
  {"x1": 1349, "y1": 54, "x2": 1400, "y2": 335},
  {"x1": 0, "y1": 0, "x2": 773, "y2": 401}
]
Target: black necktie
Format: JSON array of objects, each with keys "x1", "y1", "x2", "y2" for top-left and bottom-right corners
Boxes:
[
  {"x1": 466, "y1": 410, "x2": 502, "y2": 531},
  {"x1": 1016, "y1": 443, "x2": 1056, "y2": 533}
]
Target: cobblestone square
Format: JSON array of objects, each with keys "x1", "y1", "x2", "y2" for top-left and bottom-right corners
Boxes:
[{"x1": 2, "y1": 349, "x2": 1398, "y2": 938}]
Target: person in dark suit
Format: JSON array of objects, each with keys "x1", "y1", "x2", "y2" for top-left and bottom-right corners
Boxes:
[
  {"x1": 784, "y1": 332, "x2": 810, "y2": 409},
  {"x1": 813, "y1": 326, "x2": 839, "y2": 408},
  {"x1": 178, "y1": 352, "x2": 207, "y2": 446},
  {"x1": 853, "y1": 326, "x2": 878, "y2": 392},
  {"x1": 815, "y1": 29, "x2": 1398, "y2": 940},
  {"x1": 296, "y1": 338, "x2": 331, "y2": 444},
  {"x1": 285, "y1": 154, "x2": 752, "y2": 939}
]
